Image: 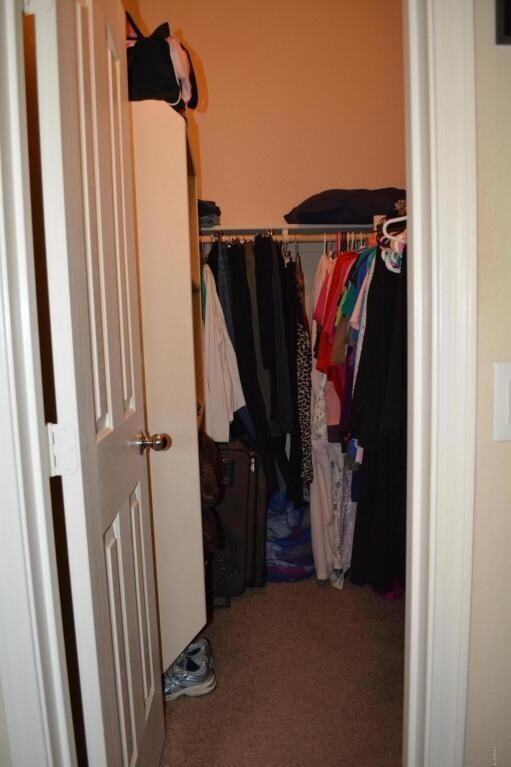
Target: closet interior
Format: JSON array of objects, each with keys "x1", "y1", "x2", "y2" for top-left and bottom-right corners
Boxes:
[{"x1": 128, "y1": 1, "x2": 407, "y2": 763}]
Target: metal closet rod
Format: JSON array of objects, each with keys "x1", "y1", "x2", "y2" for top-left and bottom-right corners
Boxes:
[{"x1": 199, "y1": 224, "x2": 374, "y2": 242}]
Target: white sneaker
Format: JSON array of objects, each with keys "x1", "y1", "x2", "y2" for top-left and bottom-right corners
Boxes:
[{"x1": 163, "y1": 657, "x2": 216, "y2": 702}]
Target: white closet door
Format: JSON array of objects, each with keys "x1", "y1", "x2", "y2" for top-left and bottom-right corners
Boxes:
[
  {"x1": 131, "y1": 101, "x2": 206, "y2": 671},
  {"x1": 35, "y1": 0, "x2": 164, "y2": 763}
]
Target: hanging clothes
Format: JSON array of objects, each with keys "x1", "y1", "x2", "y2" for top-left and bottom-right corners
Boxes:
[
  {"x1": 208, "y1": 240, "x2": 257, "y2": 439},
  {"x1": 337, "y1": 248, "x2": 377, "y2": 446},
  {"x1": 308, "y1": 239, "x2": 404, "y2": 590},
  {"x1": 225, "y1": 241, "x2": 279, "y2": 498},
  {"x1": 315, "y1": 251, "x2": 358, "y2": 442},
  {"x1": 244, "y1": 241, "x2": 272, "y2": 417},
  {"x1": 202, "y1": 264, "x2": 246, "y2": 442},
  {"x1": 203, "y1": 235, "x2": 314, "y2": 509},
  {"x1": 294, "y1": 254, "x2": 313, "y2": 486},
  {"x1": 349, "y1": 248, "x2": 407, "y2": 594},
  {"x1": 296, "y1": 321, "x2": 313, "y2": 485},
  {"x1": 254, "y1": 236, "x2": 293, "y2": 434},
  {"x1": 202, "y1": 227, "x2": 408, "y2": 594},
  {"x1": 309, "y1": 249, "x2": 338, "y2": 580}
]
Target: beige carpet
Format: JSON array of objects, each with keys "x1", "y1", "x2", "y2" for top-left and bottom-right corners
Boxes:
[{"x1": 161, "y1": 579, "x2": 404, "y2": 767}]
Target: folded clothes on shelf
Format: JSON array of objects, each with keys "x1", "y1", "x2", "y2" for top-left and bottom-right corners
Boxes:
[{"x1": 198, "y1": 199, "x2": 221, "y2": 228}]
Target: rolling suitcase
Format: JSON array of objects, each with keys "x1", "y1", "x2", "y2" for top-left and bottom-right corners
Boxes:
[{"x1": 212, "y1": 440, "x2": 266, "y2": 606}]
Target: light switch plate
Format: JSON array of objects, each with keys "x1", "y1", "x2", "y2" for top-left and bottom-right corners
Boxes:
[{"x1": 493, "y1": 362, "x2": 511, "y2": 441}]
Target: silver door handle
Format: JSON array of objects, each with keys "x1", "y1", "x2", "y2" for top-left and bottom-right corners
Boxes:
[{"x1": 135, "y1": 431, "x2": 172, "y2": 455}]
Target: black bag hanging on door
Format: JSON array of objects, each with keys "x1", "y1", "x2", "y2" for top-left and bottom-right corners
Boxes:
[{"x1": 126, "y1": 13, "x2": 182, "y2": 106}]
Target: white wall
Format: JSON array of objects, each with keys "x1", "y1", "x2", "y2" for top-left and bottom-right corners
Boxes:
[
  {"x1": 465, "y1": 1, "x2": 511, "y2": 764},
  {"x1": 125, "y1": 0, "x2": 405, "y2": 228}
]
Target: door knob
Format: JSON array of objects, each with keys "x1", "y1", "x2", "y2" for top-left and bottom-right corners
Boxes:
[{"x1": 135, "y1": 431, "x2": 172, "y2": 455}]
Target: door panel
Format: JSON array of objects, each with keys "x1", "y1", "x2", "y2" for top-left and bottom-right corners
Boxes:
[
  {"x1": 131, "y1": 101, "x2": 207, "y2": 670},
  {"x1": 104, "y1": 515, "x2": 135, "y2": 767},
  {"x1": 35, "y1": 0, "x2": 164, "y2": 763},
  {"x1": 105, "y1": 24, "x2": 134, "y2": 414},
  {"x1": 130, "y1": 486, "x2": 156, "y2": 709},
  {"x1": 75, "y1": 0, "x2": 109, "y2": 430}
]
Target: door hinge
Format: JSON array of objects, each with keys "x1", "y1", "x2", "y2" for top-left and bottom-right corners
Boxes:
[{"x1": 47, "y1": 423, "x2": 78, "y2": 477}]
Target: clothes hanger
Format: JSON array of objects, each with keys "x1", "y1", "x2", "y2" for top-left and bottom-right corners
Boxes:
[
  {"x1": 380, "y1": 216, "x2": 407, "y2": 273},
  {"x1": 382, "y1": 215, "x2": 407, "y2": 242}
]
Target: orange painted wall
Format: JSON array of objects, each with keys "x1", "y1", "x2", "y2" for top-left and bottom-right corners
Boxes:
[{"x1": 126, "y1": 0, "x2": 405, "y2": 228}]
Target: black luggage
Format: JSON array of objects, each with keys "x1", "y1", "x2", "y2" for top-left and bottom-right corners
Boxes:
[{"x1": 212, "y1": 440, "x2": 267, "y2": 606}]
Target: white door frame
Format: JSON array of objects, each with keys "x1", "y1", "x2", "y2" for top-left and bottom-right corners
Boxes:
[
  {"x1": 0, "y1": 1, "x2": 77, "y2": 765},
  {"x1": 403, "y1": 0, "x2": 477, "y2": 764},
  {"x1": 0, "y1": 0, "x2": 477, "y2": 765}
]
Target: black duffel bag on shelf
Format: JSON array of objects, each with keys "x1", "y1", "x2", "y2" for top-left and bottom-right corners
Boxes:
[
  {"x1": 126, "y1": 12, "x2": 182, "y2": 107},
  {"x1": 284, "y1": 187, "x2": 406, "y2": 225}
]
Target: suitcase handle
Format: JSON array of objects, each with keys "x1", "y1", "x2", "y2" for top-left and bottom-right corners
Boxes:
[{"x1": 221, "y1": 458, "x2": 234, "y2": 486}]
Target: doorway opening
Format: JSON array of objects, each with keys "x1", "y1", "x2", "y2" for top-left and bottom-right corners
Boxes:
[{"x1": 10, "y1": 0, "x2": 476, "y2": 764}]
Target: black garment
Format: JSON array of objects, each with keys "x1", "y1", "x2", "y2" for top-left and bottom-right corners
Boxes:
[
  {"x1": 279, "y1": 256, "x2": 298, "y2": 394},
  {"x1": 270, "y1": 241, "x2": 293, "y2": 433},
  {"x1": 277, "y1": 257, "x2": 303, "y2": 504},
  {"x1": 349, "y1": 249, "x2": 407, "y2": 592},
  {"x1": 254, "y1": 236, "x2": 276, "y2": 376},
  {"x1": 350, "y1": 249, "x2": 406, "y2": 446},
  {"x1": 215, "y1": 243, "x2": 235, "y2": 341},
  {"x1": 254, "y1": 236, "x2": 293, "y2": 434},
  {"x1": 226, "y1": 243, "x2": 278, "y2": 499},
  {"x1": 349, "y1": 436, "x2": 406, "y2": 592},
  {"x1": 207, "y1": 239, "x2": 220, "y2": 284}
]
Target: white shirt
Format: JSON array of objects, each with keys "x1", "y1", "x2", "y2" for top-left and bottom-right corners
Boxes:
[
  {"x1": 168, "y1": 36, "x2": 192, "y2": 105},
  {"x1": 203, "y1": 265, "x2": 245, "y2": 441}
]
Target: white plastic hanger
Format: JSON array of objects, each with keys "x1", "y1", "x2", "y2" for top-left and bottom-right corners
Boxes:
[{"x1": 382, "y1": 215, "x2": 407, "y2": 242}]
